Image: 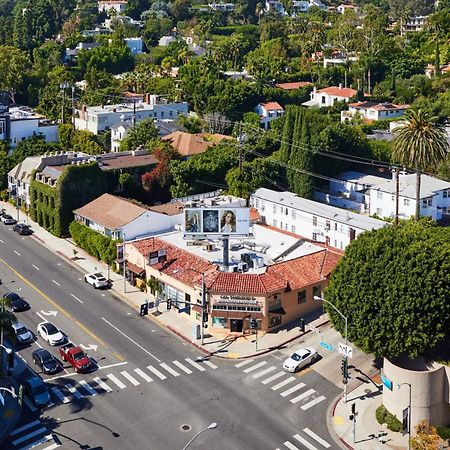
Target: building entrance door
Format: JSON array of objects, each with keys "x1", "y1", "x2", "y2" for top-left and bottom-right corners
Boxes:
[{"x1": 230, "y1": 319, "x2": 243, "y2": 332}]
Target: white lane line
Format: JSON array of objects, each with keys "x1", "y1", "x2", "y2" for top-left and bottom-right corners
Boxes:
[
  {"x1": 120, "y1": 371, "x2": 140, "y2": 386},
  {"x1": 160, "y1": 363, "x2": 180, "y2": 377},
  {"x1": 32, "y1": 264, "x2": 40, "y2": 271},
  {"x1": 235, "y1": 359, "x2": 254, "y2": 368},
  {"x1": 147, "y1": 366, "x2": 167, "y2": 380},
  {"x1": 98, "y1": 361, "x2": 128, "y2": 371},
  {"x1": 293, "y1": 434, "x2": 319, "y2": 450},
  {"x1": 243, "y1": 361, "x2": 267, "y2": 373},
  {"x1": 107, "y1": 374, "x2": 126, "y2": 389},
  {"x1": 23, "y1": 397, "x2": 38, "y2": 412},
  {"x1": 101, "y1": 317, "x2": 161, "y2": 362},
  {"x1": 303, "y1": 428, "x2": 331, "y2": 448},
  {"x1": 65, "y1": 383, "x2": 83, "y2": 400},
  {"x1": 11, "y1": 420, "x2": 40, "y2": 436},
  {"x1": 271, "y1": 377, "x2": 295, "y2": 391},
  {"x1": 93, "y1": 377, "x2": 113, "y2": 392},
  {"x1": 20, "y1": 435, "x2": 55, "y2": 450},
  {"x1": 134, "y1": 368, "x2": 153, "y2": 382},
  {"x1": 185, "y1": 358, "x2": 205, "y2": 371},
  {"x1": 70, "y1": 293, "x2": 83, "y2": 304},
  {"x1": 14, "y1": 250, "x2": 21, "y2": 256},
  {"x1": 253, "y1": 366, "x2": 276, "y2": 379},
  {"x1": 0, "y1": 238, "x2": 3, "y2": 243},
  {"x1": 284, "y1": 442, "x2": 300, "y2": 450},
  {"x1": 40, "y1": 441, "x2": 60, "y2": 450},
  {"x1": 301, "y1": 395, "x2": 326, "y2": 411},
  {"x1": 52, "y1": 280, "x2": 60, "y2": 286},
  {"x1": 172, "y1": 360, "x2": 192, "y2": 374},
  {"x1": 51, "y1": 387, "x2": 70, "y2": 404},
  {"x1": 78, "y1": 380, "x2": 97, "y2": 396},
  {"x1": 280, "y1": 383, "x2": 306, "y2": 398},
  {"x1": 201, "y1": 360, "x2": 218, "y2": 369},
  {"x1": 11, "y1": 427, "x2": 48, "y2": 446},
  {"x1": 290, "y1": 388, "x2": 314, "y2": 404},
  {"x1": 261, "y1": 371, "x2": 285, "y2": 385}
]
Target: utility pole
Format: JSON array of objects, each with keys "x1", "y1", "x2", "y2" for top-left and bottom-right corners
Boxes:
[
  {"x1": 201, "y1": 272, "x2": 206, "y2": 346},
  {"x1": 71, "y1": 86, "x2": 76, "y2": 129},
  {"x1": 60, "y1": 82, "x2": 69, "y2": 124},
  {"x1": 395, "y1": 167, "x2": 400, "y2": 225},
  {"x1": 122, "y1": 233, "x2": 126, "y2": 294},
  {"x1": 237, "y1": 131, "x2": 247, "y2": 173}
]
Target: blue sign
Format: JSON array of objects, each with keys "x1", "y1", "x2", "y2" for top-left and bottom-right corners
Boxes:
[
  {"x1": 381, "y1": 373, "x2": 393, "y2": 391},
  {"x1": 320, "y1": 341, "x2": 334, "y2": 351}
]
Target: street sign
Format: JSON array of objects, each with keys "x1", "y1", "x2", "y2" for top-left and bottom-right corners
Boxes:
[
  {"x1": 320, "y1": 341, "x2": 334, "y2": 351},
  {"x1": 338, "y1": 342, "x2": 353, "y2": 358},
  {"x1": 381, "y1": 373, "x2": 393, "y2": 391}
]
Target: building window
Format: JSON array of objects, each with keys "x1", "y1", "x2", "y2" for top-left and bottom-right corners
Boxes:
[
  {"x1": 255, "y1": 199, "x2": 259, "y2": 208},
  {"x1": 422, "y1": 198, "x2": 432, "y2": 207},
  {"x1": 334, "y1": 240, "x2": 337, "y2": 247},
  {"x1": 391, "y1": 195, "x2": 395, "y2": 201},
  {"x1": 312, "y1": 216, "x2": 317, "y2": 226},
  {"x1": 321, "y1": 96, "x2": 326, "y2": 104},
  {"x1": 292, "y1": 210, "x2": 296, "y2": 220},
  {"x1": 273, "y1": 219, "x2": 277, "y2": 227},
  {"x1": 297, "y1": 290, "x2": 306, "y2": 304},
  {"x1": 312, "y1": 233, "x2": 317, "y2": 241},
  {"x1": 312, "y1": 286, "x2": 321, "y2": 299},
  {"x1": 291, "y1": 225, "x2": 296, "y2": 233},
  {"x1": 404, "y1": 199, "x2": 410, "y2": 206},
  {"x1": 273, "y1": 204, "x2": 277, "y2": 214},
  {"x1": 285, "y1": 207, "x2": 288, "y2": 215},
  {"x1": 443, "y1": 190, "x2": 449, "y2": 198},
  {"x1": 325, "y1": 220, "x2": 330, "y2": 231},
  {"x1": 280, "y1": 221, "x2": 283, "y2": 229},
  {"x1": 377, "y1": 208, "x2": 382, "y2": 216},
  {"x1": 377, "y1": 191, "x2": 383, "y2": 200},
  {"x1": 269, "y1": 315, "x2": 282, "y2": 328},
  {"x1": 212, "y1": 317, "x2": 227, "y2": 328},
  {"x1": 334, "y1": 222, "x2": 338, "y2": 230}
]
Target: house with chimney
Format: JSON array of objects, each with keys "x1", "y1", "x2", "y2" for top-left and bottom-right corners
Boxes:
[
  {"x1": 254, "y1": 102, "x2": 285, "y2": 129},
  {"x1": 302, "y1": 85, "x2": 357, "y2": 108}
]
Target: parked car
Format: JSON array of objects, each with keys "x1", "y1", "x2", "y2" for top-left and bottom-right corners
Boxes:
[
  {"x1": 84, "y1": 272, "x2": 108, "y2": 289},
  {"x1": 12, "y1": 322, "x2": 33, "y2": 344},
  {"x1": 283, "y1": 347, "x2": 318, "y2": 373},
  {"x1": 60, "y1": 343, "x2": 93, "y2": 373},
  {"x1": 4, "y1": 292, "x2": 30, "y2": 312},
  {"x1": 37, "y1": 322, "x2": 66, "y2": 346},
  {"x1": 22, "y1": 376, "x2": 50, "y2": 408},
  {"x1": 32, "y1": 349, "x2": 61, "y2": 374},
  {"x1": 13, "y1": 223, "x2": 32, "y2": 235},
  {"x1": 0, "y1": 214, "x2": 17, "y2": 225}
]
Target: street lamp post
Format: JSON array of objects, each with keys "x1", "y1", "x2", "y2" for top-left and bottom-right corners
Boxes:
[
  {"x1": 189, "y1": 269, "x2": 207, "y2": 346},
  {"x1": 182, "y1": 422, "x2": 217, "y2": 450},
  {"x1": 314, "y1": 294, "x2": 348, "y2": 403},
  {"x1": 397, "y1": 382, "x2": 412, "y2": 450}
]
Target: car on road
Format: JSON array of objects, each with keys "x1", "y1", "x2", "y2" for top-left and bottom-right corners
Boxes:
[
  {"x1": 37, "y1": 322, "x2": 66, "y2": 346},
  {"x1": 13, "y1": 223, "x2": 32, "y2": 235},
  {"x1": 4, "y1": 292, "x2": 30, "y2": 312},
  {"x1": 60, "y1": 343, "x2": 93, "y2": 373},
  {"x1": 0, "y1": 214, "x2": 16, "y2": 225},
  {"x1": 32, "y1": 349, "x2": 61, "y2": 374},
  {"x1": 283, "y1": 347, "x2": 318, "y2": 373},
  {"x1": 84, "y1": 272, "x2": 108, "y2": 289},
  {"x1": 12, "y1": 322, "x2": 33, "y2": 344},
  {"x1": 22, "y1": 376, "x2": 50, "y2": 408}
]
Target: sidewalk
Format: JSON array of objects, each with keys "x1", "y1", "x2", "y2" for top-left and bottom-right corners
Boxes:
[{"x1": 3, "y1": 203, "x2": 327, "y2": 359}]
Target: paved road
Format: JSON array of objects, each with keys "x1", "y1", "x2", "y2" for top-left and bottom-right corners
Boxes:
[{"x1": 0, "y1": 223, "x2": 341, "y2": 450}]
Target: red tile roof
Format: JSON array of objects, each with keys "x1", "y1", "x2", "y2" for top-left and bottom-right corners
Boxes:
[
  {"x1": 249, "y1": 207, "x2": 260, "y2": 222},
  {"x1": 207, "y1": 272, "x2": 287, "y2": 295},
  {"x1": 162, "y1": 131, "x2": 230, "y2": 157},
  {"x1": 261, "y1": 102, "x2": 284, "y2": 111},
  {"x1": 316, "y1": 86, "x2": 357, "y2": 98},
  {"x1": 275, "y1": 82, "x2": 312, "y2": 90}
]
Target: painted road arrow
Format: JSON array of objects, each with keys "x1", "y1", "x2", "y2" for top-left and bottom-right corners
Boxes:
[
  {"x1": 79, "y1": 344, "x2": 98, "y2": 352},
  {"x1": 40, "y1": 310, "x2": 58, "y2": 316}
]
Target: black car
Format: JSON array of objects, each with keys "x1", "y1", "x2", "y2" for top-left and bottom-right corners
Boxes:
[
  {"x1": 13, "y1": 223, "x2": 32, "y2": 235},
  {"x1": 4, "y1": 292, "x2": 30, "y2": 312},
  {"x1": 32, "y1": 349, "x2": 61, "y2": 374}
]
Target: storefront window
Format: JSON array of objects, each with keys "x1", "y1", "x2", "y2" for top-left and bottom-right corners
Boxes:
[
  {"x1": 212, "y1": 317, "x2": 227, "y2": 328},
  {"x1": 269, "y1": 316, "x2": 282, "y2": 328}
]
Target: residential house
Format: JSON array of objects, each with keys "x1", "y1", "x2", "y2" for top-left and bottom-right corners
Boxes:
[
  {"x1": 336, "y1": 4, "x2": 358, "y2": 13},
  {"x1": 341, "y1": 101, "x2": 410, "y2": 122},
  {"x1": 98, "y1": 0, "x2": 128, "y2": 14},
  {"x1": 158, "y1": 36, "x2": 177, "y2": 47},
  {"x1": 64, "y1": 42, "x2": 101, "y2": 63},
  {"x1": 254, "y1": 102, "x2": 285, "y2": 129},
  {"x1": 162, "y1": 131, "x2": 231, "y2": 158},
  {"x1": 221, "y1": 70, "x2": 253, "y2": 81},
  {"x1": 209, "y1": 2, "x2": 235, "y2": 11},
  {"x1": 405, "y1": 15, "x2": 427, "y2": 32},
  {"x1": 302, "y1": 85, "x2": 357, "y2": 108},
  {"x1": 250, "y1": 188, "x2": 388, "y2": 250},
  {"x1": 275, "y1": 81, "x2": 313, "y2": 90},
  {"x1": 124, "y1": 37, "x2": 143, "y2": 55},
  {"x1": 265, "y1": 0, "x2": 326, "y2": 15}
]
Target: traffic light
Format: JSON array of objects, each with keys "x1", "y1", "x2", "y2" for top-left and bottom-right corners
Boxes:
[
  {"x1": 341, "y1": 357, "x2": 348, "y2": 383},
  {"x1": 140, "y1": 302, "x2": 148, "y2": 316},
  {"x1": 202, "y1": 311, "x2": 208, "y2": 323},
  {"x1": 249, "y1": 319, "x2": 258, "y2": 330},
  {"x1": 299, "y1": 318, "x2": 305, "y2": 332},
  {"x1": 167, "y1": 298, "x2": 172, "y2": 311}
]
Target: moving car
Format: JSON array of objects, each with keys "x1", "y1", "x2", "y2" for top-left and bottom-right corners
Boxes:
[
  {"x1": 60, "y1": 343, "x2": 93, "y2": 373},
  {"x1": 4, "y1": 292, "x2": 30, "y2": 312},
  {"x1": 283, "y1": 347, "x2": 318, "y2": 373},
  {"x1": 13, "y1": 223, "x2": 32, "y2": 235},
  {"x1": 0, "y1": 214, "x2": 16, "y2": 225},
  {"x1": 37, "y1": 322, "x2": 66, "y2": 346},
  {"x1": 32, "y1": 349, "x2": 61, "y2": 374},
  {"x1": 12, "y1": 322, "x2": 33, "y2": 344},
  {"x1": 84, "y1": 272, "x2": 108, "y2": 289},
  {"x1": 22, "y1": 376, "x2": 50, "y2": 408}
]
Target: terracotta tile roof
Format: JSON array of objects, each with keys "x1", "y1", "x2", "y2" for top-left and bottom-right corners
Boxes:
[
  {"x1": 316, "y1": 86, "x2": 357, "y2": 98},
  {"x1": 249, "y1": 207, "x2": 260, "y2": 222},
  {"x1": 261, "y1": 102, "x2": 284, "y2": 111},
  {"x1": 74, "y1": 193, "x2": 147, "y2": 230},
  {"x1": 207, "y1": 272, "x2": 287, "y2": 295},
  {"x1": 162, "y1": 132, "x2": 231, "y2": 157},
  {"x1": 148, "y1": 202, "x2": 184, "y2": 216},
  {"x1": 275, "y1": 82, "x2": 312, "y2": 90}
]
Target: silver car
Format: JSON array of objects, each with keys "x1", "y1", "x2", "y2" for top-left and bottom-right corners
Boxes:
[{"x1": 12, "y1": 322, "x2": 33, "y2": 344}]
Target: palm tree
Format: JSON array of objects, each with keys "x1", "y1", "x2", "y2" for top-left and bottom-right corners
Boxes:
[{"x1": 392, "y1": 109, "x2": 449, "y2": 220}]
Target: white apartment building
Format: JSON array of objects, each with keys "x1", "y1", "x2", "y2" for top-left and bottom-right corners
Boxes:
[
  {"x1": 302, "y1": 85, "x2": 357, "y2": 108},
  {"x1": 341, "y1": 101, "x2": 409, "y2": 122},
  {"x1": 254, "y1": 102, "x2": 285, "y2": 130},
  {"x1": 265, "y1": 0, "x2": 326, "y2": 15},
  {"x1": 74, "y1": 95, "x2": 189, "y2": 135},
  {"x1": 250, "y1": 188, "x2": 387, "y2": 250},
  {"x1": 0, "y1": 107, "x2": 58, "y2": 148},
  {"x1": 98, "y1": 0, "x2": 127, "y2": 14}
]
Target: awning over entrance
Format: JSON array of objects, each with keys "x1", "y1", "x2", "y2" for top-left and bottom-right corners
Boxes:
[
  {"x1": 269, "y1": 306, "x2": 286, "y2": 315},
  {"x1": 126, "y1": 262, "x2": 145, "y2": 277}
]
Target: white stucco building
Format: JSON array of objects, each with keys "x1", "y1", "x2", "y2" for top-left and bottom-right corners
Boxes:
[
  {"x1": 341, "y1": 101, "x2": 410, "y2": 122},
  {"x1": 254, "y1": 102, "x2": 285, "y2": 130},
  {"x1": 209, "y1": 2, "x2": 235, "y2": 11},
  {"x1": 98, "y1": 0, "x2": 128, "y2": 14},
  {"x1": 302, "y1": 85, "x2": 358, "y2": 108}
]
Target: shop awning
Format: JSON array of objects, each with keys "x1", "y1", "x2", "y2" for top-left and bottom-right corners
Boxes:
[
  {"x1": 269, "y1": 306, "x2": 286, "y2": 315},
  {"x1": 126, "y1": 262, "x2": 145, "y2": 276}
]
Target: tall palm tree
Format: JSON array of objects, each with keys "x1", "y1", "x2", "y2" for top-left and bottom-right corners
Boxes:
[{"x1": 392, "y1": 109, "x2": 449, "y2": 220}]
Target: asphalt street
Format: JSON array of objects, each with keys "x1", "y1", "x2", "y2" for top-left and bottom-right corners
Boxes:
[{"x1": 0, "y1": 223, "x2": 342, "y2": 450}]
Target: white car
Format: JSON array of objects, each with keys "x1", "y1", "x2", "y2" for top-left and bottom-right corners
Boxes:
[
  {"x1": 84, "y1": 273, "x2": 108, "y2": 289},
  {"x1": 12, "y1": 322, "x2": 33, "y2": 344},
  {"x1": 37, "y1": 322, "x2": 66, "y2": 346},
  {"x1": 283, "y1": 347, "x2": 318, "y2": 373},
  {"x1": 1, "y1": 214, "x2": 16, "y2": 225}
]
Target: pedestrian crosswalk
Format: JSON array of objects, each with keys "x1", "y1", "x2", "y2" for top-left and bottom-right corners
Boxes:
[
  {"x1": 235, "y1": 359, "x2": 326, "y2": 412},
  {"x1": 276, "y1": 427, "x2": 331, "y2": 450},
  {"x1": 9, "y1": 419, "x2": 60, "y2": 450}
]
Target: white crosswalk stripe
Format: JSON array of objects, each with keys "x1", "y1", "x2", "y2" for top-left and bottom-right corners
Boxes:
[
  {"x1": 107, "y1": 374, "x2": 126, "y2": 389},
  {"x1": 94, "y1": 377, "x2": 113, "y2": 393},
  {"x1": 65, "y1": 383, "x2": 84, "y2": 400},
  {"x1": 23, "y1": 435, "x2": 57, "y2": 450},
  {"x1": 79, "y1": 380, "x2": 98, "y2": 396},
  {"x1": 261, "y1": 371, "x2": 285, "y2": 385},
  {"x1": 303, "y1": 428, "x2": 331, "y2": 448},
  {"x1": 253, "y1": 366, "x2": 276, "y2": 379},
  {"x1": 293, "y1": 434, "x2": 319, "y2": 450},
  {"x1": 40, "y1": 442, "x2": 60, "y2": 450},
  {"x1": 271, "y1": 377, "x2": 295, "y2": 391},
  {"x1": 186, "y1": 358, "x2": 205, "y2": 371},
  {"x1": 160, "y1": 363, "x2": 180, "y2": 377},
  {"x1": 51, "y1": 387, "x2": 70, "y2": 404},
  {"x1": 284, "y1": 442, "x2": 300, "y2": 450},
  {"x1": 243, "y1": 361, "x2": 267, "y2": 373},
  {"x1": 202, "y1": 359, "x2": 218, "y2": 369},
  {"x1": 134, "y1": 368, "x2": 153, "y2": 382},
  {"x1": 172, "y1": 360, "x2": 192, "y2": 374},
  {"x1": 147, "y1": 365, "x2": 167, "y2": 380},
  {"x1": 121, "y1": 371, "x2": 140, "y2": 386},
  {"x1": 301, "y1": 396, "x2": 326, "y2": 411},
  {"x1": 290, "y1": 389, "x2": 315, "y2": 404},
  {"x1": 235, "y1": 359, "x2": 253, "y2": 368},
  {"x1": 11, "y1": 420, "x2": 40, "y2": 436},
  {"x1": 280, "y1": 383, "x2": 306, "y2": 398},
  {"x1": 11, "y1": 427, "x2": 48, "y2": 446}
]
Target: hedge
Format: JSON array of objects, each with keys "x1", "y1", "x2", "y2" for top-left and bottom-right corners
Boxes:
[
  {"x1": 69, "y1": 221, "x2": 118, "y2": 265},
  {"x1": 376, "y1": 405, "x2": 403, "y2": 432}
]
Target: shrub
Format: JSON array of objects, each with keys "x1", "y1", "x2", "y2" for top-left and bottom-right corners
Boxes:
[
  {"x1": 437, "y1": 425, "x2": 450, "y2": 440},
  {"x1": 376, "y1": 405, "x2": 403, "y2": 432}
]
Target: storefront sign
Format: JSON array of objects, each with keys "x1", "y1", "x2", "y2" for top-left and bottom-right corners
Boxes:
[{"x1": 219, "y1": 295, "x2": 258, "y2": 303}]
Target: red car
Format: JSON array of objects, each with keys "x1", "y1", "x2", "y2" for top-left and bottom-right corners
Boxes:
[{"x1": 59, "y1": 343, "x2": 93, "y2": 373}]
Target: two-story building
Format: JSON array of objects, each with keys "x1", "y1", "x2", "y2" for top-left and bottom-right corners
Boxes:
[
  {"x1": 209, "y1": 2, "x2": 235, "y2": 11},
  {"x1": 98, "y1": 0, "x2": 128, "y2": 14},
  {"x1": 254, "y1": 102, "x2": 285, "y2": 129},
  {"x1": 302, "y1": 85, "x2": 357, "y2": 108},
  {"x1": 341, "y1": 101, "x2": 410, "y2": 122}
]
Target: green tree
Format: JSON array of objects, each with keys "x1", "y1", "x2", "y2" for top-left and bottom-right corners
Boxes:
[
  {"x1": 0, "y1": 46, "x2": 31, "y2": 103},
  {"x1": 120, "y1": 118, "x2": 159, "y2": 151},
  {"x1": 392, "y1": 109, "x2": 448, "y2": 219},
  {"x1": 0, "y1": 295, "x2": 17, "y2": 340},
  {"x1": 324, "y1": 219, "x2": 450, "y2": 359}
]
